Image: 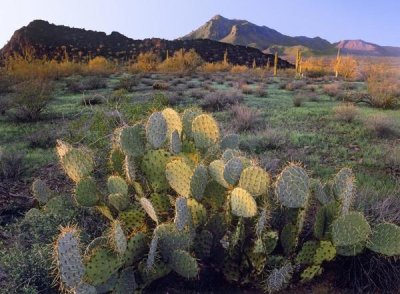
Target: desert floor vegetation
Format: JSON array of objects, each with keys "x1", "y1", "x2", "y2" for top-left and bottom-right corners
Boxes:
[{"x1": 0, "y1": 57, "x2": 400, "y2": 293}]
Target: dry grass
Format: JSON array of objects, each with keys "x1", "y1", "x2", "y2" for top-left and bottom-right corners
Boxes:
[
  {"x1": 333, "y1": 103, "x2": 359, "y2": 123},
  {"x1": 364, "y1": 114, "x2": 398, "y2": 138},
  {"x1": 366, "y1": 64, "x2": 400, "y2": 109},
  {"x1": 231, "y1": 104, "x2": 263, "y2": 132},
  {"x1": 323, "y1": 83, "x2": 341, "y2": 97},
  {"x1": 200, "y1": 90, "x2": 243, "y2": 111},
  {"x1": 230, "y1": 65, "x2": 249, "y2": 74}
]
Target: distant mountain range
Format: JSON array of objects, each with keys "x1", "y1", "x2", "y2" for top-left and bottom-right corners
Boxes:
[
  {"x1": 0, "y1": 20, "x2": 293, "y2": 68},
  {"x1": 182, "y1": 15, "x2": 400, "y2": 57}
]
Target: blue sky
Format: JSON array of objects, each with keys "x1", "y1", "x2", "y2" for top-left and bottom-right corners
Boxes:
[{"x1": 1, "y1": 0, "x2": 399, "y2": 48}]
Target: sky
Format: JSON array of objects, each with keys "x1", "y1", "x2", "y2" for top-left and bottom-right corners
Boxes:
[{"x1": 1, "y1": 0, "x2": 399, "y2": 48}]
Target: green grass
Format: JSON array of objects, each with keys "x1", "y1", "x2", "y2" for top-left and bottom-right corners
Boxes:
[{"x1": 1, "y1": 72, "x2": 398, "y2": 196}]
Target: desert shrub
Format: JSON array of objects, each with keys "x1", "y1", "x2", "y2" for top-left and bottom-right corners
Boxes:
[
  {"x1": 333, "y1": 103, "x2": 359, "y2": 123},
  {"x1": 130, "y1": 52, "x2": 160, "y2": 73},
  {"x1": 239, "y1": 129, "x2": 287, "y2": 154},
  {"x1": 65, "y1": 76, "x2": 85, "y2": 93},
  {"x1": 190, "y1": 89, "x2": 207, "y2": 100},
  {"x1": 200, "y1": 90, "x2": 243, "y2": 111},
  {"x1": 292, "y1": 94, "x2": 304, "y2": 107},
  {"x1": 87, "y1": 56, "x2": 114, "y2": 76},
  {"x1": 114, "y1": 75, "x2": 138, "y2": 92},
  {"x1": 364, "y1": 114, "x2": 397, "y2": 138},
  {"x1": 27, "y1": 127, "x2": 59, "y2": 149},
  {"x1": 81, "y1": 93, "x2": 105, "y2": 105},
  {"x1": 201, "y1": 62, "x2": 231, "y2": 73},
  {"x1": 255, "y1": 85, "x2": 268, "y2": 97},
  {"x1": 241, "y1": 84, "x2": 254, "y2": 95},
  {"x1": 334, "y1": 56, "x2": 358, "y2": 81},
  {"x1": 0, "y1": 71, "x2": 12, "y2": 94},
  {"x1": 0, "y1": 147, "x2": 25, "y2": 179},
  {"x1": 8, "y1": 79, "x2": 53, "y2": 121},
  {"x1": 231, "y1": 104, "x2": 263, "y2": 132},
  {"x1": 307, "y1": 92, "x2": 320, "y2": 102},
  {"x1": 153, "y1": 81, "x2": 169, "y2": 90},
  {"x1": 85, "y1": 76, "x2": 107, "y2": 90},
  {"x1": 230, "y1": 65, "x2": 249, "y2": 74},
  {"x1": 108, "y1": 89, "x2": 130, "y2": 104},
  {"x1": 285, "y1": 80, "x2": 306, "y2": 91},
  {"x1": 366, "y1": 64, "x2": 399, "y2": 109},
  {"x1": 385, "y1": 145, "x2": 400, "y2": 172},
  {"x1": 158, "y1": 49, "x2": 203, "y2": 73},
  {"x1": 323, "y1": 83, "x2": 341, "y2": 97},
  {"x1": 0, "y1": 96, "x2": 11, "y2": 115},
  {"x1": 302, "y1": 57, "x2": 332, "y2": 78}
]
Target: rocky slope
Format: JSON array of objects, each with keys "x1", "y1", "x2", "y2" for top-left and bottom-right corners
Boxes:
[
  {"x1": 182, "y1": 15, "x2": 400, "y2": 57},
  {"x1": 0, "y1": 20, "x2": 293, "y2": 68}
]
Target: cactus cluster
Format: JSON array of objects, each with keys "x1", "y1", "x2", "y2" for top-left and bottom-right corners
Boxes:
[{"x1": 28, "y1": 107, "x2": 400, "y2": 293}]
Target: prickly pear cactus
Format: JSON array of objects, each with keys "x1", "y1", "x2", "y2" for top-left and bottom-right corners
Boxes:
[
  {"x1": 192, "y1": 114, "x2": 220, "y2": 150},
  {"x1": 53, "y1": 226, "x2": 85, "y2": 292},
  {"x1": 230, "y1": 187, "x2": 257, "y2": 218},
  {"x1": 367, "y1": 223, "x2": 400, "y2": 256},
  {"x1": 46, "y1": 107, "x2": 400, "y2": 293},
  {"x1": 275, "y1": 163, "x2": 310, "y2": 208},
  {"x1": 146, "y1": 111, "x2": 168, "y2": 149},
  {"x1": 32, "y1": 178, "x2": 52, "y2": 205}
]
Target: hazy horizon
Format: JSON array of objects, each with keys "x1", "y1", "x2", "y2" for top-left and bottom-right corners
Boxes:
[{"x1": 1, "y1": 0, "x2": 400, "y2": 48}]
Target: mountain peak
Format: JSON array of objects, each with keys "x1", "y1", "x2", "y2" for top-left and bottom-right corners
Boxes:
[{"x1": 182, "y1": 15, "x2": 332, "y2": 53}]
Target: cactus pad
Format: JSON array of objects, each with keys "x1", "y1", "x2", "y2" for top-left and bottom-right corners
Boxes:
[
  {"x1": 209, "y1": 160, "x2": 230, "y2": 188},
  {"x1": 280, "y1": 223, "x2": 298, "y2": 255},
  {"x1": 139, "y1": 197, "x2": 159, "y2": 224},
  {"x1": 295, "y1": 241, "x2": 318, "y2": 265},
  {"x1": 276, "y1": 163, "x2": 310, "y2": 208},
  {"x1": 239, "y1": 166, "x2": 270, "y2": 197},
  {"x1": 107, "y1": 175, "x2": 128, "y2": 195},
  {"x1": 54, "y1": 227, "x2": 85, "y2": 290},
  {"x1": 61, "y1": 148, "x2": 94, "y2": 183},
  {"x1": 119, "y1": 208, "x2": 146, "y2": 234},
  {"x1": 332, "y1": 212, "x2": 371, "y2": 248},
  {"x1": 192, "y1": 114, "x2": 220, "y2": 150},
  {"x1": 149, "y1": 193, "x2": 171, "y2": 217},
  {"x1": 154, "y1": 223, "x2": 192, "y2": 261},
  {"x1": 75, "y1": 177, "x2": 99, "y2": 207},
  {"x1": 146, "y1": 234, "x2": 159, "y2": 270},
  {"x1": 300, "y1": 265, "x2": 322, "y2": 283},
  {"x1": 255, "y1": 208, "x2": 269, "y2": 237},
  {"x1": 230, "y1": 187, "x2": 257, "y2": 218},
  {"x1": 314, "y1": 241, "x2": 336, "y2": 264},
  {"x1": 223, "y1": 157, "x2": 244, "y2": 185},
  {"x1": 109, "y1": 147, "x2": 125, "y2": 176},
  {"x1": 108, "y1": 193, "x2": 130, "y2": 211},
  {"x1": 141, "y1": 149, "x2": 171, "y2": 192},
  {"x1": 123, "y1": 232, "x2": 148, "y2": 266},
  {"x1": 367, "y1": 223, "x2": 400, "y2": 256},
  {"x1": 169, "y1": 249, "x2": 199, "y2": 278},
  {"x1": 123, "y1": 155, "x2": 136, "y2": 184},
  {"x1": 119, "y1": 124, "x2": 146, "y2": 157},
  {"x1": 187, "y1": 198, "x2": 207, "y2": 227},
  {"x1": 32, "y1": 178, "x2": 52, "y2": 205},
  {"x1": 169, "y1": 129, "x2": 182, "y2": 154},
  {"x1": 109, "y1": 220, "x2": 127, "y2": 255},
  {"x1": 166, "y1": 159, "x2": 193, "y2": 197},
  {"x1": 85, "y1": 248, "x2": 123, "y2": 286},
  {"x1": 146, "y1": 111, "x2": 168, "y2": 148},
  {"x1": 182, "y1": 108, "x2": 202, "y2": 138},
  {"x1": 174, "y1": 196, "x2": 190, "y2": 231},
  {"x1": 162, "y1": 108, "x2": 183, "y2": 136},
  {"x1": 190, "y1": 164, "x2": 208, "y2": 201},
  {"x1": 221, "y1": 134, "x2": 240, "y2": 150}
]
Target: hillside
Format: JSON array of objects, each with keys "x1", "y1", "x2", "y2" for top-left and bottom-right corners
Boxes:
[
  {"x1": 182, "y1": 15, "x2": 400, "y2": 57},
  {"x1": 0, "y1": 20, "x2": 293, "y2": 68}
]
